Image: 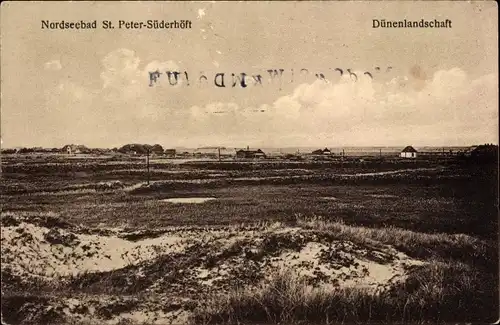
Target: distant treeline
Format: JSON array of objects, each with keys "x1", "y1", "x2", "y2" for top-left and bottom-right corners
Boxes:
[
  {"x1": 2, "y1": 143, "x2": 497, "y2": 164},
  {"x1": 0, "y1": 143, "x2": 165, "y2": 155}
]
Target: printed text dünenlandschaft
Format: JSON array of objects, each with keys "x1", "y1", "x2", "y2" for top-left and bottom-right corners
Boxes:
[{"x1": 373, "y1": 19, "x2": 452, "y2": 28}]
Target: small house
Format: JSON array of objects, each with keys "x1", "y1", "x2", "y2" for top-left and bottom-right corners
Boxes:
[
  {"x1": 311, "y1": 148, "x2": 333, "y2": 160},
  {"x1": 312, "y1": 148, "x2": 332, "y2": 155},
  {"x1": 400, "y1": 146, "x2": 417, "y2": 158},
  {"x1": 62, "y1": 144, "x2": 89, "y2": 155},
  {"x1": 321, "y1": 148, "x2": 332, "y2": 155},
  {"x1": 236, "y1": 147, "x2": 266, "y2": 159}
]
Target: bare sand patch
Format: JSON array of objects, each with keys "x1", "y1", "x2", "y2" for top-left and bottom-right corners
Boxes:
[
  {"x1": 267, "y1": 240, "x2": 424, "y2": 291},
  {"x1": 105, "y1": 309, "x2": 189, "y2": 325},
  {"x1": 2, "y1": 216, "x2": 428, "y2": 325},
  {"x1": 1, "y1": 222, "x2": 187, "y2": 278}
]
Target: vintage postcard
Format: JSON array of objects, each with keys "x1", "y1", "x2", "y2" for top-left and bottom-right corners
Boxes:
[{"x1": 1, "y1": 1, "x2": 498, "y2": 324}]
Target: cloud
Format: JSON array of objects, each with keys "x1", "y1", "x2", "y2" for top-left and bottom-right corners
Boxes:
[
  {"x1": 100, "y1": 48, "x2": 181, "y2": 101},
  {"x1": 44, "y1": 81, "x2": 96, "y2": 121},
  {"x1": 35, "y1": 49, "x2": 186, "y2": 146},
  {"x1": 42, "y1": 49, "x2": 183, "y2": 126},
  {"x1": 44, "y1": 60, "x2": 62, "y2": 71},
  {"x1": 36, "y1": 48, "x2": 499, "y2": 147},
  {"x1": 181, "y1": 68, "x2": 498, "y2": 146},
  {"x1": 197, "y1": 8, "x2": 206, "y2": 19},
  {"x1": 101, "y1": 49, "x2": 141, "y2": 88}
]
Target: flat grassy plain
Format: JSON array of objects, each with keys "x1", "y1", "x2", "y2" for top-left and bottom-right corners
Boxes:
[{"x1": 1, "y1": 154, "x2": 498, "y2": 324}]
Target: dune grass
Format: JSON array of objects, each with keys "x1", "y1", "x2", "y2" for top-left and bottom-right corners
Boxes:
[
  {"x1": 294, "y1": 215, "x2": 496, "y2": 269},
  {"x1": 1, "y1": 212, "x2": 497, "y2": 325},
  {"x1": 191, "y1": 262, "x2": 497, "y2": 324},
  {"x1": 190, "y1": 217, "x2": 498, "y2": 324},
  {"x1": 1, "y1": 159, "x2": 497, "y2": 325}
]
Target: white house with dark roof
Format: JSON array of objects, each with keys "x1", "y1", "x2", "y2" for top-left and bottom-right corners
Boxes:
[{"x1": 400, "y1": 146, "x2": 418, "y2": 158}]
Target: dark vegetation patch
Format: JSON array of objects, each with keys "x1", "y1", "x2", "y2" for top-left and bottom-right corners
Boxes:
[
  {"x1": 96, "y1": 300, "x2": 140, "y2": 320},
  {"x1": 192, "y1": 263, "x2": 498, "y2": 324},
  {"x1": 0, "y1": 214, "x2": 21, "y2": 227},
  {"x1": 1, "y1": 294, "x2": 65, "y2": 325},
  {"x1": 65, "y1": 240, "x2": 214, "y2": 296},
  {"x1": 0, "y1": 213, "x2": 73, "y2": 230},
  {"x1": 302, "y1": 223, "x2": 497, "y2": 271},
  {"x1": 181, "y1": 159, "x2": 442, "y2": 171},
  {"x1": 43, "y1": 228, "x2": 80, "y2": 246},
  {"x1": 1, "y1": 267, "x2": 51, "y2": 294},
  {"x1": 117, "y1": 229, "x2": 171, "y2": 241},
  {"x1": 3, "y1": 165, "x2": 495, "y2": 239},
  {"x1": 1, "y1": 155, "x2": 497, "y2": 325}
]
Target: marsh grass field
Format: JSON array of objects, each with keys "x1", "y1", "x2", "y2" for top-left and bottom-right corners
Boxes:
[{"x1": 0, "y1": 154, "x2": 498, "y2": 324}]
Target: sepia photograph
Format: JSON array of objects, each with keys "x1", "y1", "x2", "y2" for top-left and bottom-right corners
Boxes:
[{"x1": 0, "y1": 1, "x2": 498, "y2": 324}]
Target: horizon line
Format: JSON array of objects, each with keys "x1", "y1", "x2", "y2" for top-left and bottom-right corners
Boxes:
[{"x1": 1, "y1": 143, "x2": 497, "y2": 150}]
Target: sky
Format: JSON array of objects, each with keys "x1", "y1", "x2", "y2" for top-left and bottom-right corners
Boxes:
[{"x1": 1, "y1": 1, "x2": 498, "y2": 148}]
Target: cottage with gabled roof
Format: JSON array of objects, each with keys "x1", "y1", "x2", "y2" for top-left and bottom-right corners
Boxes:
[
  {"x1": 236, "y1": 147, "x2": 266, "y2": 159},
  {"x1": 62, "y1": 144, "x2": 89, "y2": 155},
  {"x1": 312, "y1": 148, "x2": 332, "y2": 156},
  {"x1": 400, "y1": 146, "x2": 417, "y2": 158}
]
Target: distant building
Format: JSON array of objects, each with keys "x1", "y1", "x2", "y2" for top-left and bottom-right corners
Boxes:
[
  {"x1": 62, "y1": 144, "x2": 89, "y2": 155},
  {"x1": 220, "y1": 148, "x2": 237, "y2": 157},
  {"x1": 236, "y1": 147, "x2": 266, "y2": 159},
  {"x1": 66, "y1": 146, "x2": 76, "y2": 155},
  {"x1": 468, "y1": 144, "x2": 498, "y2": 163},
  {"x1": 312, "y1": 148, "x2": 332, "y2": 156},
  {"x1": 194, "y1": 147, "x2": 236, "y2": 158},
  {"x1": 400, "y1": 146, "x2": 418, "y2": 158}
]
